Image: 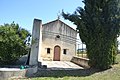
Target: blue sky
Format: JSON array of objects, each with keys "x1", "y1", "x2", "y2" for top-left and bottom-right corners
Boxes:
[{"x1": 0, "y1": 0, "x2": 84, "y2": 33}]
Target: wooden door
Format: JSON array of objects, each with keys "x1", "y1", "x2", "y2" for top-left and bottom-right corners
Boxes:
[{"x1": 53, "y1": 46, "x2": 60, "y2": 61}]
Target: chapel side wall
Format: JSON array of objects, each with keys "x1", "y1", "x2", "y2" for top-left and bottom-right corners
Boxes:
[
  {"x1": 41, "y1": 20, "x2": 77, "y2": 61},
  {"x1": 29, "y1": 19, "x2": 42, "y2": 65}
]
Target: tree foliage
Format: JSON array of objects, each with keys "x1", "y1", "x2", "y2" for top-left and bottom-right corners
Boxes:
[
  {"x1": 0, "y1": 22, "x2": 31, "y2": 65},
  {"x1": 62, "y1": 0, "x2": 120, "y2": 69}
]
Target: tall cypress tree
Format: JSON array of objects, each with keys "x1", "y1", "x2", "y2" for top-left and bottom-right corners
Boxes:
[{"x1": 62, "y1": 0, "x2": 120, "y2": 70}]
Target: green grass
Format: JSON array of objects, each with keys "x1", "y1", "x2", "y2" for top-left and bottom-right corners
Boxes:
[{"x1": 19, "y1": 54, "x2": 120, "y2": 80}]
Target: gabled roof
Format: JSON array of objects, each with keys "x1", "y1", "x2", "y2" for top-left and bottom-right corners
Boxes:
[{"x1": 42, "y1": 19, "x2": 77, "y2": 32}]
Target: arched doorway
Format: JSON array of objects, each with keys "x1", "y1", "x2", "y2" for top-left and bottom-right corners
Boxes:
[{"x1": 53, "y1": 45, "x2": 61, "y2": 61}]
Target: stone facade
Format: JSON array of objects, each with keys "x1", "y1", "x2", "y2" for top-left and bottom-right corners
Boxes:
[
  {"x1": 29, "y1": 19, "x2": 77, "y2": 65},
  {"x1": 41, "y1": 19, "x2": 77, "y2": 61}
]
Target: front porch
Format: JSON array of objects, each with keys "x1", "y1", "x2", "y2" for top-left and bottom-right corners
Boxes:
[{"x1": 40, "y1": 61, "x2": 84, "y2": 70}]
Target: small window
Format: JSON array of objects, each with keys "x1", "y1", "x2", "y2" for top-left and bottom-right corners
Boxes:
[
  {"x1": 56, "y1": 35, "x2": 60, "y2": 38},
  {"x1": 63, "y1": 49, "x2": 67, "y2": 54},
  {"x1": 47, "y1": 48, "x2": 50, "y2": 54}
]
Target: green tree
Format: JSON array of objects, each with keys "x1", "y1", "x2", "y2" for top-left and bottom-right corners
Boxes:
[
  {"x1": 62, "y1": 0, "x2": 120, "y2": 70},
  {"x1": 0, "y1": 22, "x2": 31, "y2": 65}
]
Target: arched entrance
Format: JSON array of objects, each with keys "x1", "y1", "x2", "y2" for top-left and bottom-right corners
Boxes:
[{"x1": 53, "y1": 45, "x2": 61, "y2": 61}]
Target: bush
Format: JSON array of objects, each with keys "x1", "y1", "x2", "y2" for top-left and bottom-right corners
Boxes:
[{"x1": 0, "y1": 22, "x2": 30, "y2": 65}]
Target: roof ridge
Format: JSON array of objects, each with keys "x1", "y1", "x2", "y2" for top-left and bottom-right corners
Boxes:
[{"x1": 42, "y1": 19, "x2": 77, "y2": 31}]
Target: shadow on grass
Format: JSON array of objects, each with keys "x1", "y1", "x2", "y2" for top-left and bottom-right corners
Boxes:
[{"x1": 29, "y1": 67, "x2": 106, "y2": 78}]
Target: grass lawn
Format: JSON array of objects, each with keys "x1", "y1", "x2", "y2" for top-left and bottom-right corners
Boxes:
[{"x1": 20, "y1": 54, "x2": 120, "y2": 80}]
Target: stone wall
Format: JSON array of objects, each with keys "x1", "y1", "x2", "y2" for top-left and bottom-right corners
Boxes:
[
  {"x1": 29, "y1": 19, "x2": 42, "y2": 65},
  {"x1": 0, "y1": 66, "x2": 38, "y2": 80},
  {"x1": 71, "y1": 57, "x2": 90, "y2": 68},
  {"x1": 0, "y1": 68, "x2": 26, "y2": 80},
  {"x1": 41, "y1": 19, "x2": 77, "y2": 61},
  {"x1": 41, "y1": 38, "x2": 76, "y2": 61}
]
